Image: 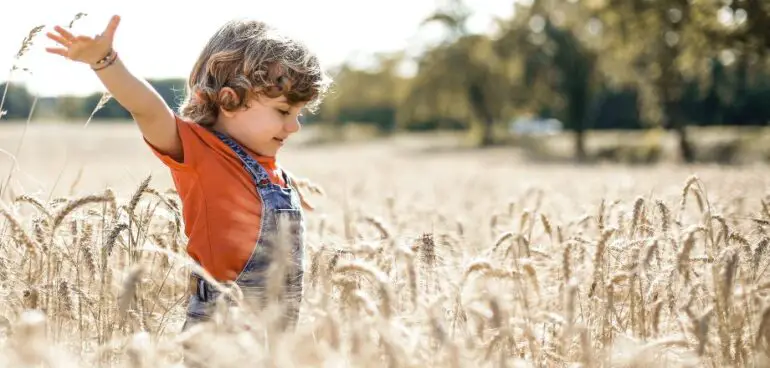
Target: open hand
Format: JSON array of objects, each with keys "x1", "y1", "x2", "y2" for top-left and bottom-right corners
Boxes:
[{"x1": 45, "y1": 15, "x2": 120, "y2": 66}]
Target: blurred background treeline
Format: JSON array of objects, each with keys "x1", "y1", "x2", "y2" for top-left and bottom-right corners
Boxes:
[{"x1": 2, "y1": 0, "x2": 770, "y2": 164}]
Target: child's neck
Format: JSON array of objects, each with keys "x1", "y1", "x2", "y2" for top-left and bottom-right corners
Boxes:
[
  {"x1": 209, "y1": 120, "x2": 277, "y2": 162},
  {"x1": 209, "y1": 119, "x2": 230, "y2": 136}
]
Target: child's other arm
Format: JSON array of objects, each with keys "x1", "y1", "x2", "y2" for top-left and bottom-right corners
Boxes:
[
  {"x1": 91, "y1": 52, "x2": 181, "y2": 161},
  {"x1": 46, "y1": 15, "x2": 182, "y2": 162}
]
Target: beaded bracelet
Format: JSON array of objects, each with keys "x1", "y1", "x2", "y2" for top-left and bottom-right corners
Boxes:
[{"x1": 91, "y1": 50, "x2": 118, "y2": 71}]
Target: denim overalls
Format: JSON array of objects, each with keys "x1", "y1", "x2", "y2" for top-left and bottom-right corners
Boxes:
[{"x1": 182, "y1": 130, "x2": 305, "y2": 331}]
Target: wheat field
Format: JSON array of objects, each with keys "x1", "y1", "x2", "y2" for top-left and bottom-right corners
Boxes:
[{"x1": 0, "y1": 121, "x2": 769, "y2": 367}]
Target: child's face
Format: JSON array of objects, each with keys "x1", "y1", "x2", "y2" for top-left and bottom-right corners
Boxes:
[{"x1": 218, "y1": 92, "x2": 305, "y2": 158}]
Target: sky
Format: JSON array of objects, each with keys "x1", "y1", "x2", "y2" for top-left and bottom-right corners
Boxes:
[{"x1": 1, "y1": 0, "x2": 515, "y2": 97}]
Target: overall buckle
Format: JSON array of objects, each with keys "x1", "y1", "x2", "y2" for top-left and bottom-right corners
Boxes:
[{"x1": 189, "y1": 273, "x2": 210, "y2": 301}]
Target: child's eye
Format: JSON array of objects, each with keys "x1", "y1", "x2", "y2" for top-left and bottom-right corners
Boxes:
[{"x1": 277, "y1": 109, "x2": 290, "y2": 116}]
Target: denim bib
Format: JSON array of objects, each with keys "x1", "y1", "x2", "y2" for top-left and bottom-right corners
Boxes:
[{"x1": 183, "y1": 130, "x2": 305, "y2": 330}]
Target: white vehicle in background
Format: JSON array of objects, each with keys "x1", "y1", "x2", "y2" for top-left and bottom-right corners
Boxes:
[{"x1": 508, "y1": 117, "x2": 563, "y2": 135}]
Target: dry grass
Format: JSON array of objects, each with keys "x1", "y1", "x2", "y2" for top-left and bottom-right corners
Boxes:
[
  {"x1": 1, "y1": 123, "x2": 770, "y2": 367},
  {"x1": 3, "y1": 20, "x2": 770, "y2": 368}
]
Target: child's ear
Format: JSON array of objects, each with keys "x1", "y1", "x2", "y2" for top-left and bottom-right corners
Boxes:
[{"x1": 218, "y1": 87, "x2": 240, "y2": 117}]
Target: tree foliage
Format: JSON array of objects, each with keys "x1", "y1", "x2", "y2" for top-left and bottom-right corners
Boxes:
[{"x1": 2, "y1": 1, "x2": 769, "y2": 162}]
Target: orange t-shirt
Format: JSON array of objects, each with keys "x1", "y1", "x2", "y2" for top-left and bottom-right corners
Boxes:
[{"x1": 146, "y1": 115, "x2": 286, "y2": 282}]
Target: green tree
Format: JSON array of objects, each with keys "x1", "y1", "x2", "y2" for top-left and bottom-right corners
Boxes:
[
  {"x1": 496, "y1": 0, "x2": 600, "y2": 161},
  {"x1": 83, "y1": 78, "x2": 185, "y2": 121},
  {"x1": 318, "y1": 52, "x2": 410, "y2": 133},
  {"x1": 55, "y1": 96, "x2": 87, "y2": 120},
  {"x1": 588, "y1": 0, "x2": 718, "y2": 163},
  {"x1": 697, "y1": 1, "x2": 770, "y2": 126},
  {"x1": 400, "y1": 0, "x2": 510, "y2": 146},
  {"x1": 0, "y1": 82, "x2": 34, "y2": 121}
]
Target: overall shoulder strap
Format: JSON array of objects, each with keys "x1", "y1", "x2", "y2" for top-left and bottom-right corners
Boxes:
[
  {"x1": 281, "y1": 168, "x2": 322, "y2": 211},
  {"x1": 210, "y1": 130, "x2": 272, "y2": 188}
]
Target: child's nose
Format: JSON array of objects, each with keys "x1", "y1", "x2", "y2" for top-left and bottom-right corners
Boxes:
[{"x1": 285, "y1": 117, "x2": 300, "y2": 133}]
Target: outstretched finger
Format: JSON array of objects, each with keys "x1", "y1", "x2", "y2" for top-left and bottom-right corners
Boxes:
[
  {"x1": 102, "y1": 15, "x2": 120, "y2": 42},
  {"x1": 53, "y1": 25, "x2": 75, "y2": 40},
  {"x1": 46, "y1": 32, "x2": 71, "y2": 47},
  {"x1": 45, "y1": 47, "x2": 69, "y2": 57}
]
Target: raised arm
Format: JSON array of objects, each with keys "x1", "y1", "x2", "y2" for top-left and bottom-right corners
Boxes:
[{"x1": 46, "y1": 15, "x2": 183, "y2": 162}]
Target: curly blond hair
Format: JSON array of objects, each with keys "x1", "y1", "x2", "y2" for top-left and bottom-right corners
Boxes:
[{"x1": 178, "y1": 18, "x2": 332, "y2": 126}]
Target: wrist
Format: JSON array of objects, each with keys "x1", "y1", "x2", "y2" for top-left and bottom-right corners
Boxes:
[{"x1": 91, "y1": 49, "x2": 118, "y2": 71}]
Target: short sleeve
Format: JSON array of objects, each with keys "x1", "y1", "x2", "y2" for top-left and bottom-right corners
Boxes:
[{"x1": 144, "y1": 115, "x2": 201, "y2": 171}]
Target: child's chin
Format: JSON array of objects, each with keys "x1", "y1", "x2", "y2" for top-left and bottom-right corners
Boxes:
[{"x1": 262, "y1": 147, "x2": 280, "y2": 157}]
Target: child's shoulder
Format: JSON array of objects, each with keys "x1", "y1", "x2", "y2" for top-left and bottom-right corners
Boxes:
[
  {"x1": 147, "y1": 114, "x2": 215, "y2": 170},
  {"x1": 173, "y1": 114, "x2": 207, "y2": 134},
  {"x1": 173, "y1": 114, "x2": 226, "y2": 148}
]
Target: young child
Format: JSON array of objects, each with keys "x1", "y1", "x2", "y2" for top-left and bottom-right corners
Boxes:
[{"x1": 45, "y1": 15, "x2": 331, "y2": 330}]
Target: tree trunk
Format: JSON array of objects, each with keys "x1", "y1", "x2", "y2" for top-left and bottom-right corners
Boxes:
[
  {"x1": 468, "y1": 83, "x2": 495, "y2": 147},
  {"x1": 675, "y1": 124, "x2": 695, "y2": 163},
  {"x1": 655, "y1": 1, "x2": 694, "y2": 163},
  {"x1": 574, "y1": 129, "x2": 586, "y2": 162},
  {"x1": 666, "y1": 103, "x2": 695, "y2": 163},
  {"x1": 568, "y1": 81, "x2": 590, "y2": 162},
  {"x1": 567, "y1": 71, "x2": 591, "y2": 162},
  {"x1": 568, "y1": 97, "x2": 588, "y2": 162},
  {"x1": 480, "y1": 118, "x2": 495, "y2": 147}
]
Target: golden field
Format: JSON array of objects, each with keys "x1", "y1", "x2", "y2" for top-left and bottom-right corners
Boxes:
[{"x1": 0, "y1": 122, "x2": 769, "y2": 367}]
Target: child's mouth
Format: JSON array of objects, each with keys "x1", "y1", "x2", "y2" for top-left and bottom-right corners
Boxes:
[{"x1": 273, "y1": 137, "x2": 285, "y2": 144}]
